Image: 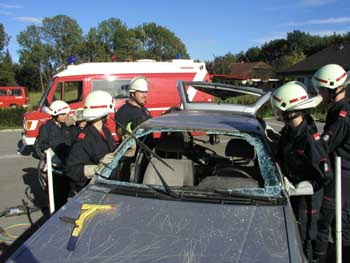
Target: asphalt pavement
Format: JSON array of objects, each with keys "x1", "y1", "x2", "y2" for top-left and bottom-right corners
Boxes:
[{"x1": 0, "y1": 130, "x2": 49, "y2": 261}]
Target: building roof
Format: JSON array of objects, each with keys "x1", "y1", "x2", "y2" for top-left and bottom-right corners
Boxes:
[
  {"x1": 278, "y1": 43, "x2": 350, "y2": 75},
  {"x1": 225, "y1": 62, "x2": 272, "y2": 79}
]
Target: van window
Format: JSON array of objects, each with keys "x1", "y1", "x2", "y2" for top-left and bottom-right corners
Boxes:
[
  {"x1": 54, "y1": 82, "x2": 63, "y2": 101},
  {"x1": 91, "y1": 79, "x2": 130, "y2": 98},
  {"x1": 64, "y1": 81, "x2": 83, "y2": 103},
  {"x1": 0, "y1": 89, "x2": 7, "y2": 96},
  {"x1": 10, "y1": 89, "x2": 22, "y2": 96}
]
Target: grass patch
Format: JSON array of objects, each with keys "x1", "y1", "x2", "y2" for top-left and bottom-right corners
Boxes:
[{"x1": 28, "y1": 91, "x2": 43, "y2": 110}]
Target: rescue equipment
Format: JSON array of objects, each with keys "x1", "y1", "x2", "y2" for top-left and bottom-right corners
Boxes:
[{"x1": 61, "y1": 204, "x2": 117, "y2": 251}]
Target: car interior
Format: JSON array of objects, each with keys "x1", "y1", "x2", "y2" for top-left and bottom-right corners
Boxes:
[{"x1": 112, "y1": 131, "x2": 265, "y2": 190}]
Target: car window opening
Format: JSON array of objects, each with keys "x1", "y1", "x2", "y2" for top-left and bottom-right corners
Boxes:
[{"x1": 97, "y1": 128, "x2": 281, "y2": 197}]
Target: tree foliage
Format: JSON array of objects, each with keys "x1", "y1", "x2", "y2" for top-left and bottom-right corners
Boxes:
[{"x1": 0, "y1": 23, "x2": 16, "y2": 86}]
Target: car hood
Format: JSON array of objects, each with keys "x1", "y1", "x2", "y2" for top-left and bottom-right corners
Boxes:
[{"x1": 10, "y1": 187, "x2": 291, "y2": 263}]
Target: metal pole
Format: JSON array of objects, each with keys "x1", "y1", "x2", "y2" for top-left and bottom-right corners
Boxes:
[
  {"x1": 335, "y1": 156, "x2": 342, "y2": 263},
  {"x1": 46, "y1": 149, "x2": 55, "y2": 214}
]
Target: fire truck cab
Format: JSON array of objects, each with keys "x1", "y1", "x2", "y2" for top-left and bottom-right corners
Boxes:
[{"x1": 21, "y1": 59, "x2": 212, "y2": 151}]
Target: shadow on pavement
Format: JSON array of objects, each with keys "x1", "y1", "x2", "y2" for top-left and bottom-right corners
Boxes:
[
  {"x1": 22, "y1": 167, "x2": 49, "y2": 215},
  {"x1": 0, "y1": 215, "x2": 49, "y2": 262}
]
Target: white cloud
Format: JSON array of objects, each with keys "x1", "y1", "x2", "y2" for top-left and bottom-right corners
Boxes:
[
  {"x1": 303, "y1": 0, "x2": 336, "y2": 6},
  {"x1": 286, "y1": 17, "x2": 350, "y2": 26},
  {"x1": 14, "y1": 16, "x2": 42, "y2": 24},
  {"x1": 264, "y1": 0, "x2": 335, "y2": 10},
  {"x1": 0, "y1": 3, "x2": 23, "y2": 9}
]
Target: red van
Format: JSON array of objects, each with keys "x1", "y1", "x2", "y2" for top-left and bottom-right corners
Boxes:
[
  {"x1": 20, "y1": 59, "x2": 212, "y2": 150},
  {"x1": 0, "y1": 86, "x2": 29, "y2": 108}
]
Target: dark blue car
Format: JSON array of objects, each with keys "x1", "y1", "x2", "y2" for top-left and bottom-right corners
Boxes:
[{"x1": 8, "y1": 82, "x2": 307, "y2": 263}]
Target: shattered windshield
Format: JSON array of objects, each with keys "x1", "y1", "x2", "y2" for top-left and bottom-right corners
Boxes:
[{"x1": 96, "y1": 128, "x2": 281, "y2": 198}]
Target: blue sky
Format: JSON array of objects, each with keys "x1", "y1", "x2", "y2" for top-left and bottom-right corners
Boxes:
[{"x1": 1, "y1": 0, "x2": 350, "y2": 63}]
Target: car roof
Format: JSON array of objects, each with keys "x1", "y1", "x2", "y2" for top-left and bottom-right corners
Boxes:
[{"x1": 139, "y1": 110, "x2": 266, "y2": 135}]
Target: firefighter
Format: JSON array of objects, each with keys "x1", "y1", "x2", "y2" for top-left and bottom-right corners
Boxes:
[
  {"x1": 66, "y1": 90, "x2": 117, "y2": 195},
  {"x1": 271, "y1": 81, "x2": 333, "y2": 262},
  {"x1": 69, "y1": 108, "x2": 87, "y2": 143},
  {"x1": 37, "y1": 100, "x2": 72, "y2": 164},
  {"x1": 114, "y1": 76, "x2": 152, "y2": 182},
  {"x1": 312, "y1": 64, "x2": 350, "y2": 262},
  {"x1": 115, "y1": 76, "x2": 151, "y2": 139}
]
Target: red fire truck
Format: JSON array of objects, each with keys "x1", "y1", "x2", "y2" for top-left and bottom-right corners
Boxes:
[{"x1": 20, "y1": 59, "x2": 212, "y2": 151}]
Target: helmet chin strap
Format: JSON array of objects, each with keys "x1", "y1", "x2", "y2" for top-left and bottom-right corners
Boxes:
[{"x1": 328, "y1": 86, "x2": 345, "y2": 103}]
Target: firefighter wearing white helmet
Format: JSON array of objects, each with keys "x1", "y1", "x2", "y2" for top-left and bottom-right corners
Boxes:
[
  {"x1": 66, "y1": 90, "x2": 117, "y2": 195},
  {"x1": 37, "y1": 100, "x2": 72, "y2": 158},
  {"x1": 115, "y1": 76, "x2": 151, "y2": 139},
  {"x1": 36, "y1": 99, "x2": 74, "y2": 209},
  {"x1": 114, "y1": 76, "x2": 151, "y2": 182},
  {"x1": 312, "y1": 64, "x2": 349, "y2": 103},
  {"x1": 312, "y1": 64, "x2": 350, "y2": 262},
  {"x1": 272, "y1": 81, "x2": 332, "y2": 261}
]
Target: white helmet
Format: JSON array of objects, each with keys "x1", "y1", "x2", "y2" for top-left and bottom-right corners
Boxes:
[
  {"x1": 83, "y1": 90, "x2": 114, "y2": 121},
  {"x1": 312, "y1": 64, "x2": 348, "y2": 90},
  {"x1": 48, "y1": 100, "x2": 70, "y2": 116},
  {"x1": 129, "y1": 76, "x2": 149, "y2": 93},
  {"x1": 271, "y1": 81, "x2": 322, "y2": 112}
]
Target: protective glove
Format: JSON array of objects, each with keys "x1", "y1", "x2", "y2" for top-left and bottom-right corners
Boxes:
[
  {"x1": 84, "y1": 165, "x2": 98, "y2": 178},
  {"x1": 293, "y1": 181, "x2": 314, "y2": 196},
  {"x1": 284, "y1": 177, "x2": 314, "y2": 196},
  {"x1": 99, "y1": 152, "x2": 115, "y2": 165},
  {"x1": 124, "y1": 142, "x2": 136, "y2": 157},
  {"x1": 284, "y1": 176, "x2": 296, "y2": 196}
]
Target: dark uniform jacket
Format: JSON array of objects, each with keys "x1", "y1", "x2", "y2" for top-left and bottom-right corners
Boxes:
[
  {"x1": 37, "y1": 119, "x2": 72, "y2": 162},
  {"x1": 66, "y1": 124, "x2": 116, "y2": 193},
  {"x1": 322, "y1": 98, "x2": 350, "y2": 175},
  {"x1": 115, "y1": 100, "x2": 151, "y2": 134},
  {"x1": 277, "y1": 119, "x2": 333, "y2": 191}
]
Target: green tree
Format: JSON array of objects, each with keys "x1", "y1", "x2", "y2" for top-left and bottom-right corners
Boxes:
[
  {"x1": 41, "y1": 15, "x2": 83, "y2": 67},
  {"x1": 211, "y1": 52, "x2": 237, "y2": 74},
  {"x1": 261, "y1": 39, "x2": 290, "y2": 62},
  {"x1": 0, "y1": 24, "x2": 16, "y2": 86},
  {"x1": 134, "y1": 23, "x2": 189, "y2": 60},
  {"x1": 79, "y1": 27, "x2": 110, "y2": 62},
  {"x1": 17, "y1": 25, "x2": 51, "y2": 91},
  {"x1": 272, "y1": 51, "x2": 306, "y2": 72},
  {"x1": 0, "y1": 23, "x2": 10, "y2": 53},
  {"x1": 0, "y1": 50, "x2": 16, "y2": 85},
  {"x1": 93, "y1": 18, "x2": 130, "y2": 61},
  {"x1": 245, "y1": 47, "x2": 262, "y2": 62}
]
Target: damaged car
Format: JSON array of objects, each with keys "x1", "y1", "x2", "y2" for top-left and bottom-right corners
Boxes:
[{"x1": 8, "y1": 81, "x2": 307, "y2": 263}]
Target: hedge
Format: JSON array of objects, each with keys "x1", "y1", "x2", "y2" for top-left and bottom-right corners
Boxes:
[{"x1": 0, "y1": 108, "x2": 26, "y2": 128}]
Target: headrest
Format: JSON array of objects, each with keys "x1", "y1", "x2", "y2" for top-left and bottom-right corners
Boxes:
[
  {"x1": 225, "y1": 138, "x2": 255, "y2": 160},
  {"x1": 157, "y1": 133, "x2": 185, "y2": 153}
]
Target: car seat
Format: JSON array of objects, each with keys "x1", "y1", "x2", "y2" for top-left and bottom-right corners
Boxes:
[{"x1": 143, "y1": 133, "x2": 194, "y2": 186}]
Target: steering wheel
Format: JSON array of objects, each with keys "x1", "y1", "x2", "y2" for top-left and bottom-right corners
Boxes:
[{"x1": 215, "y1": 167, "x2": 253, "y2": 179}]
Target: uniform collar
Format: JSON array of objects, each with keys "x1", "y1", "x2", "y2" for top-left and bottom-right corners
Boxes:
[
  {"x1": 126, "y1": 99, "x2": 144, "y2": 110},
  {"x1": 329, "y1": 98, "x2": 347, "y2": 113}
]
